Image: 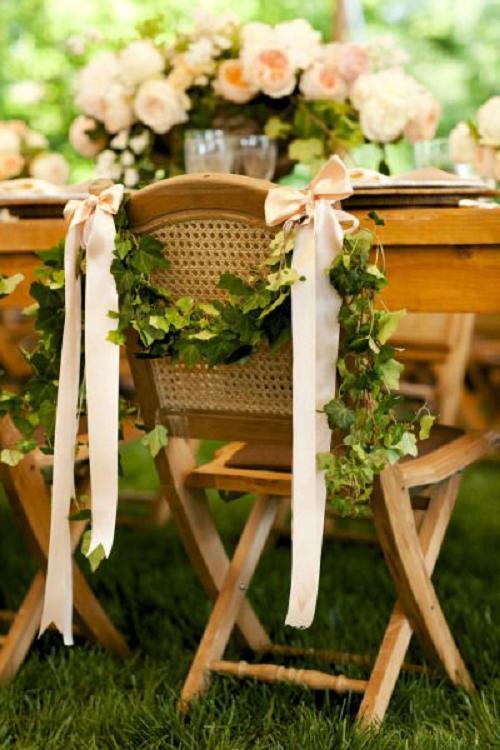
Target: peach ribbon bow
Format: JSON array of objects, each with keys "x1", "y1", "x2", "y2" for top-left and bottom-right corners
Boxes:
[
  {"x1": 265, "y1": 156, "x2": 358, "y2": 628},
  {"x1": 40, "y1": 184, "x2": 124, "y2": 644}
]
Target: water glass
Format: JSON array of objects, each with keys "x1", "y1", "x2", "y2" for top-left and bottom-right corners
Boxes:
[
  {"x1": 413, "y1": 138, "x2": 453, "y2": 171},
  {"x1": 239, "y1": 135, "x2": 277, "y2": 180},
  {"x1": 184, "y1": 130, "x2": 235, "y2": 173}
]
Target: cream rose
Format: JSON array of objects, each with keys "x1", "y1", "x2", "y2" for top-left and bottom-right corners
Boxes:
[
  {"x1": 0, "y1": 127, "x2": 21, "y2": 153},
  {"x1": 0, "y1": 152, "x2": 24, "y2": 180},
  {"x1": 448, "y1": 122, "x2": 477, "y2": 164},
  {"x1": 102, "y1": 85, "x2": 134, "y2": 134},
  {"x1": 25, "y1": 130, "x2": 49, "y2": 150},
  {"x1": 69, "y1": 115, "x2": 104, "y2": 158},
  {"x1": 322, "y1": 42, "x2": 370, "y2": 83},
  {"x1": 274, "y1": 19, "x2": 321, "y2": 69},
  {"x1": 474, "y1": 145, "x2": 497, "y2": 180},
  {"x1": 359, "y1": 95, "x2": 408, "y2": 143},
  {"x1": 403, "y1": 92, "x2": 441, "y2": 144},
  {"x1": 75, "y1": 52, "x2": 119, "y2": 120},
  {"x1": 118, "y1": 40, "x2": 165, "y2": 86},
  {"x1": 134, "y1": 78, "x2": 190, "y2": 134},
  {"x1": 244, "y1": 48, "x2": 296, "y2": 98},
  {"x1": 477, "y1": 96, "x2": 500, "y2": 147},
  {"x1": 213, "y1": 59, "x2": 258, "y2": 104},
  {"x1": 29, "y1": 153, "x2": 70, "y2": 185},
  {"x1": 299, "y1": 62, "x2": 348, "y2": 102},
  {"x1": 95, "y1": 150, "x2": 122, "y2": 181}
]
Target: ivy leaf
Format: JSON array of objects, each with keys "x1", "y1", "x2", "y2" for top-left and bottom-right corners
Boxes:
[
  {"x1": 368, "y1": 209, "x2": 385, "y2": 226},
  {"x1": 393, "y1": 431, "x2": 418, "y2": 457},
  {"x1": 377, "y1": 310, "x2": 406, "y2": 344},
  {"x1": 176, "y1": 296, "x2": 194, "y2": 314},
  {"x1": 81, "y1": 530, "x2": 106, "y2": 572},
  {"x1": 0, "y1": 273, "x2": 24, "y2": 297},
  {"x1": 179, "y1": 342, "x2": 202, "y2": 368},
  {"x1": 324, "y1": 399, "x2": 355, "y2": 430},
  {"x1": 68, "y1": 508, "x2": 91, "y2": 522},
  {"x1": 217, "y1": 273, "x2": 252, "y2": 297},
  {"x1": 0, "y1": 448, "x2": 25, "y2": 466},
  {"x1": 378, "y1": 358, "x2": 404, "y2": 390},
  {"x1": 107, "y1": 330, "x2": 126, "y2": 345},
  {"x1": 266, "y1": 268, "x2": 300, "y2": 291},
  {"x1": 419, "y1": 414, "x2": 435, "y2": 440},
  {"x1": 141, "y1": 424, "x2": 168, "y2": 458},
  {"x1": 288, "y1": 138, "x2": 325, "y2": 165}
]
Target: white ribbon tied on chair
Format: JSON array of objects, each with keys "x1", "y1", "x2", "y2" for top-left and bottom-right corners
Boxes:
[
  {"x1": 265, "y1": 156, "x2": 358, "y2": 628},
  {"x1": 40, "y1": 184, "x2": 124, "y2": 645}
]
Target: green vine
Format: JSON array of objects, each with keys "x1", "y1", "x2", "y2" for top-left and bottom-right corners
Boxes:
[{"x1": 0, "y1": 207, "x2": 433, "y2": 515}]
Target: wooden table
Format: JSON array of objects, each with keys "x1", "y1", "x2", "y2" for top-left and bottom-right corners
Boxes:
[{"x1": 1, "y1": 199, "x2": 499, "y2": 314}]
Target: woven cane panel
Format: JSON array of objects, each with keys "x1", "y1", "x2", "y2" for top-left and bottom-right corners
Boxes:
[{"x1": 146, "y1": 216, "x2": 293, "y2": 416}]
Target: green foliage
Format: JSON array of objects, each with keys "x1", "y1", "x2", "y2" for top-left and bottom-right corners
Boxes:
[{"x1": 141, "y1": 424, "x2": 168, "y2": 458}]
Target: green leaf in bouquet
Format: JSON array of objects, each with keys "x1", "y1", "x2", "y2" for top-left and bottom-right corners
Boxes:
[
  {"x1": 264, "y1": 116, "x2": 292, "y2": 140},
  {"x1": 288, "y1": 138, "x2": 325, "y2": 166}
]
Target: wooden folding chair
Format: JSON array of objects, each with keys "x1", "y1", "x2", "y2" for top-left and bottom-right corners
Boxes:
[
  {"x1": 0, "y1": 416, "x2": 130, "y2": 684},
  {"x1": 126, "y1": 173, "x2": 498, "y2": 726}
]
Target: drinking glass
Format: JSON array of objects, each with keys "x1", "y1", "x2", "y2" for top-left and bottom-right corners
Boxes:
[
  {"x1": 239, "y1": 135, "x2": 277, "y2": 180},
  {"x1": 184, "y1": 130, "x2": 235, "y2": 173},
  {"x1": 413, "y1": 138, "x2": 453, "y2": 171}
]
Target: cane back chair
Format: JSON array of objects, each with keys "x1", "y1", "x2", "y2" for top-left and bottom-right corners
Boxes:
[{"x1": 126, "y1": 173, "x2": 498, "y2": 726}]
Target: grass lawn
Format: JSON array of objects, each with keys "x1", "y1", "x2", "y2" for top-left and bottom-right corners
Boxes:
[{"x1": 0, "y1": 443, "x2": 499, "y2": 750}]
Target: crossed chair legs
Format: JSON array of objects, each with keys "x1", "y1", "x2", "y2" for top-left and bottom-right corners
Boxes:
[
  {"x1": 0, "y1": 417, "x2": 130, "y2": 684},
  {"x1": 156, "y1": 431, "x2": 497, "y2": 726}
]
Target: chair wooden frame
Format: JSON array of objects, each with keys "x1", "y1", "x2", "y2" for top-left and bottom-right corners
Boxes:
[
  {"x1": 126, "y1": 173, "x2": 499, "y2": 726},
  {"x1": 0, "y1": 417, "x2": 130, "y2": 684}
]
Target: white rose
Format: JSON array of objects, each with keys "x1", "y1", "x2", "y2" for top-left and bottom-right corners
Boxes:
[
  {"x1": 102, "y1": 85, "x2": 134, "y2": 134},
  {"x1": 69, "y1": 116, "x2": 103, "y2": 158},
  {"x1": 124, "y1": 167, "x2": 139, "y2": 187},
  {"x1": 75, "y1": 52, "x2": 119, "y2": 120},
  {"x1": 0, "y1": 127, "x2": 21, "y2": 153},
  {"x1": 477, "y1": 96, "x2": 500, "y2": 147},
  {"x1": 29, "y1": 153, "x2": 70, "y2": 185},
  {"x1": 118, "y1": 40, "x2": 164, "y2": 86},
  {"x1": 129, "y1": 130, "x2": 149, "y2": 154},
  {"x1": 403, "y1": 91, "x2": 441, "y2": 145},
  {"x1": 241, "y1": 22, "x2": 275, "y2": 51},
  {"x1": 134, "y1": 79, "x2": 190, "y2": 134},
  {"x1": 243, "y1": 47, "x2": 296, "y2": 98},
  {"x1": 213, "y1": 59, "x2": 258, "y2": 104},
  {"x1": 274, "y1": 19, "x2": 321, "y2": 68},
  {"x1": 95, "y1": 150, "x2": 122, "y2": 181},
  {"x1": 184, "y1": 38, "x2": 216, "y2": 68},
  {"x1": 448, "y1": 122, "x2": 477, "y2": 164},
  {"x1": 110, "y1": 129, "x2": 129, "y2": 150},
  {"x1": 473, "y1": 145, "x2": 497, "y2": 180},
  {"x1": 299, "y1": 62, "x2": 348, "y2": 102},
  {"x1": 359, "y1": 95, "x2": 408, "y2": 143}
]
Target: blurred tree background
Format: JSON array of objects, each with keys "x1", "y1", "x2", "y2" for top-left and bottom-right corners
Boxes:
[{"x1": 0, "y1": 0, "x2": 498, "y2": 179}]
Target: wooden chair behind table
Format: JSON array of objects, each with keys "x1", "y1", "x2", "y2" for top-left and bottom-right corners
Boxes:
[
  {"x1": 125, "y1": 173, "x2": 498, "y2": 726},
  {"x1": 0, "y1": 416, "x2": 130, "y2": 684},
  {"x1": 391, "y1": 312, "x2": 475, "y2": 426}
]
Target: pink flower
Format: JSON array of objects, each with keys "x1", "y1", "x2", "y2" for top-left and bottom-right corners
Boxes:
[
  {"x1": 322, "y1": 43, "x2": 370, "y2": 83},
  {"x1": 69, "y1": 116, "x2": 104, "y2": 158},
  {"x1": 244, "y1": 48, "x2": 296, "y2": 98},
  {"x1": 29, "y1": 153, "x2": 70, "y2": 185},
  {"x1": 403, "y1": 92, "x2": 441, "y2": 145},
  {"x1": 213, "y1": 59, "x2": 258, "y2": 104},
  {"x1": 474, "y1": 145, "x2": 497, "y2": 180},
  {"x1": 0, "y1": 152, "x2": 25, "y2": 180},
  {"x1": 299, "y1": 63, "x2": 348, "y2": 102}
]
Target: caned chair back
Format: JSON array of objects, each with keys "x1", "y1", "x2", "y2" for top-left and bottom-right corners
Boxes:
[{"x1": 127, "y1": 174, "x2": 293, "y2": 442}]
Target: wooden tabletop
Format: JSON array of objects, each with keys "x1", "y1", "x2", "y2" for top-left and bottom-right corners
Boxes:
[{"x1": 0, "y1": 198, "x2": 499, "y2": 313}]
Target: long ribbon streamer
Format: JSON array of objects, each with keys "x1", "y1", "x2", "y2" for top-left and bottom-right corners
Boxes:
[
  {"x1": 39, "y1": 184, "x2": 123, "y2": 644},
  {"x1": 265, "y1": 157, "x2": 358, "y2": 628}
]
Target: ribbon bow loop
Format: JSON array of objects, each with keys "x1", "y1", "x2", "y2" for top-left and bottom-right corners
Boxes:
[{"x1": 265, "y1": 155, "x2": 354, "y2": 228}]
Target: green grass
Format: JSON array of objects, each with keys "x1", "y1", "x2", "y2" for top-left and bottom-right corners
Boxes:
[{"x1": 0, "y1": 446, "x2": 499, "y2": 749}]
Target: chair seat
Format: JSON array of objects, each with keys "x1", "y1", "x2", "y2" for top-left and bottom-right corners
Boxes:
[{"x1": 184, "y1": 425, "x2": 470, "y2": 496}]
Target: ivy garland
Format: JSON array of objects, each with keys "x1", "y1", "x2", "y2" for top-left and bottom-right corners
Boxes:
[{"x1": 0, "y1": 204, "x2": 433, "y2": 515}]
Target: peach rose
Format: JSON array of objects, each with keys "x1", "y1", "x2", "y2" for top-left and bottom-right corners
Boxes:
[
  {"x1": 69, "y1": 116, "x2": 104, "y2": 158},
  {"x1": 474, "y1": 145, "x2": 497, "y2": 180},
  {"x1": 102, "y1": 86, "x2": 134, "y2": 134},
  {"x1": 0, "y1": 127, "x2": 21, "y2": 153},
  {"x1": 29, "y1": 153, "x2": 70, "y2": 185},
  {"x1": 449, "y1": 122, "x2": 477, "y2": 164},
  {"x1": 134, "y1": 79, "x2": 190, "y2": 134},
  {"x1": 244, "y1": 48, "x2": 296, "y2": 98},
  {"x1": 403, "y1": 92, "x2": 441, "y2": 144},
  {"x1": 477, "y1": 96, "x2": 500, "y2": 147},
  {"x1": 213, "y1": 59, "x2": 258, "y2": 104},
  {"x1": 322, "y1": 43, "x2": 370, "y2": 83},
  {"x1": 0, "y1": 152, "x2": 25, "y2": 180},
  {"x1": 118, "y1": 40, "x2": 164, "y2": 86},
  {"x1": 299, "y1": 62, "x2": 348, "y2": 102}
]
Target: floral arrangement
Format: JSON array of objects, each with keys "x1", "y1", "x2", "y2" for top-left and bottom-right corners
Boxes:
[
  {"x1": 69, "y1": 13, "x2": 441, "y2": 186},
  {"x1": 0, "y1": 205, "x2": 432, "y2": 516},
  {"x1": 0, "y1": 120, "x2": 69, "y2": 184},
  {"x1": 449, "y1": 96, "x2": 500, "y2": 182}
]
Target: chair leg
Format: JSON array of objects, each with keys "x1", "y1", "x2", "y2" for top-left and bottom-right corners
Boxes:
[
  {"x1": 358, "y1": 476, "x2": 462, "y2": 726},
  {"x1": 372, "y1": 467, "x2": 474, "y2": 692},
  {"x1": 156, "y1": 438, "x2": 272, "y2": 652},
  {"x1": 0, "y1": 571, "x2": 45, "y2": 685},
  {"x1": 180, "y1": 494, "x2": 280, "y2": 709}
]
